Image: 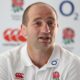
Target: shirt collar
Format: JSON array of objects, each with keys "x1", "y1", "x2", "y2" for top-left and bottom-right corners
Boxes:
[
  {"x1": 21, "y1": 44, "x2": 33, "y2": 67},
  {"x1": 21, "y1": 44, "x2": 60, "y2": 68},
  {"x1": 46, "y1": 44, "x2": 61, "y2": 68}
]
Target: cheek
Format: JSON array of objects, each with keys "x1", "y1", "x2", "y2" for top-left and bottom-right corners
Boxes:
[
  {"x1": 51, "y1": 27, "x2": 58, "y2": 37},
  {"x1": 27, "y1": 29, "x2": 37, "y2": 38},
  {"x1": 55, "y1": 27, "x2": 58, "y2": 35},
  {"x1": 26, "y1": 25, "x2": 40, "y2": 38},
  {"x1": 27, "y1": 31, "x2": 33, "y2": 38},
  {"x1": 54, "y1": 28, "x2": 58, "y2": 35}
]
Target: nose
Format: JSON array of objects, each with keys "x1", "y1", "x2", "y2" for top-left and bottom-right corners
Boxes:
[{"x1": 41, "y1": 23, "x2": 50, "y2": 33}]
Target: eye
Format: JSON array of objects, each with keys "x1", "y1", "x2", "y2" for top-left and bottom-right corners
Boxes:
[
  {"x1": 34, "y1": 21, "x2": 42, "y2": 26},
  {"x1": 47, "y1": 20, "x2": 54, "y2": 26}
]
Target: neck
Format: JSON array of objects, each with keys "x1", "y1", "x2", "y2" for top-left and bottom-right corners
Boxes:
[{"x1": 27, "y1": 45, "x2": 53, "y2": 68}]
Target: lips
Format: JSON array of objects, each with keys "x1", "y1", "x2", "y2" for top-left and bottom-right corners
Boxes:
[
  {"x1": 38, "y1": 36, "x2": 51, "y2": 43},
  {"x1": 39, "y1": 36, "x2": 50, "y2": 40}
]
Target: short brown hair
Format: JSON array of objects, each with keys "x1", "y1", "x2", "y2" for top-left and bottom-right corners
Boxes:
[{"x1": 22, "y1": 2, "x2": 57, "y2": 26}]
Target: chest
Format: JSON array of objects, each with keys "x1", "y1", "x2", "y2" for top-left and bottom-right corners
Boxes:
[{"x1": 12, "y1": 66, "x2": 61, "y2": 80}]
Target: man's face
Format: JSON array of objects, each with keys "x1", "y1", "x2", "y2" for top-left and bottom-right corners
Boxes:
[{"x1": 25, "y1": 4, "x2": 58, "y2": 49}]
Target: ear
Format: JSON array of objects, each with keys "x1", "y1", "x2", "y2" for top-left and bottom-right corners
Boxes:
[{"x1": 21, "y1": 24, "x2": 27, "y2": 36}]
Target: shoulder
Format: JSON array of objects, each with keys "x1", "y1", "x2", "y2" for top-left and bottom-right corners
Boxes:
[
  {"x1": 55, "y1": 44, "x2": 80, "y2": 67},
  {"x1": 0, "y1": 44, "x2": 27, "y2": 79},
  {"x1": 55, "y1": 45, "x2": 80, "y2": 79},
  {"x1": 57, "y1": 45, "x2": 80, "y2": 71},
  {"x1": 60, "y1": 46, "x2": 80, "y2": 63},
  {"x1": 0, "y1": 44, "x2": 26, "y2": 65}
]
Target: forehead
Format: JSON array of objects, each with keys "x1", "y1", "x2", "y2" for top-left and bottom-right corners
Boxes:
[{"x1": 27, "y1": 4, "x2": 57, "y2": 20}]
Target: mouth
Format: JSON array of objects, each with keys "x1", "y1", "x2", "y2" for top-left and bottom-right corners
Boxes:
[{"x1": 38, "y1": 36, "x2": 51, "y2": 43}]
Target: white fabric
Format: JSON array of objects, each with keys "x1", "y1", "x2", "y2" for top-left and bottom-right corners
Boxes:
[{"x1": 0, "y1": 44, "x2": 80, "y2": 80}]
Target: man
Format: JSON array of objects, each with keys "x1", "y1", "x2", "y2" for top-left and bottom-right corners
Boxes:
[{"x1": 0, "y1": 2, "x2": 80, "y2": 80}]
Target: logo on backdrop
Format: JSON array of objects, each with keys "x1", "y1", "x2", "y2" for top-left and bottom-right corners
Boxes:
[
  {"x1": 12, "y1": 0, "x2": 24, "y2": 12},
  {"x1": 62, "y1": 27, "x2": 75, "y2": 44},
  {"x1": 11, "y1": 0, "x2": 24, "y2": 20},
  {"x1": 3, "y1": 28, "x2": 27, "y2": 42},
  {"x1": 59, "y1": 0, "x2": 79, "y2": 20}
]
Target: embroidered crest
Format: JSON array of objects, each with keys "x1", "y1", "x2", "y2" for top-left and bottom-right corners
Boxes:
[{"x1": 52, "y1": 71, "x2": 60, "y2": 80}]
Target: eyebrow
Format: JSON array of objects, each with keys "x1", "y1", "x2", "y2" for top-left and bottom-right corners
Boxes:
[
  {"x1": 46, "y1": 17, "x2": 55, "y2": 21},
  {"x1": 33, "y1": 16, "x2": 55, "y2": 22},
  {"x1": 33, "y1": 17, "x2": 42, "y2": 22}
]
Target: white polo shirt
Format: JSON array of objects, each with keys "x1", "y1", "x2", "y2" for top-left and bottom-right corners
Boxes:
[{"x1": 0, "y1": 44, "x2": 80, "y2": 80}]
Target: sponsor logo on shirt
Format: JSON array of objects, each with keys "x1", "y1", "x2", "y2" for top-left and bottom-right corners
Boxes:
[
  {"x1": 51, "y1": 59, "x2": 59, "y2": 67},
  {"x1": 51, "y1": 60, "x2": 57, "y2": 65},
  {"x1": 15, "y1": 73, "x2": 24, "y2": 80}
]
